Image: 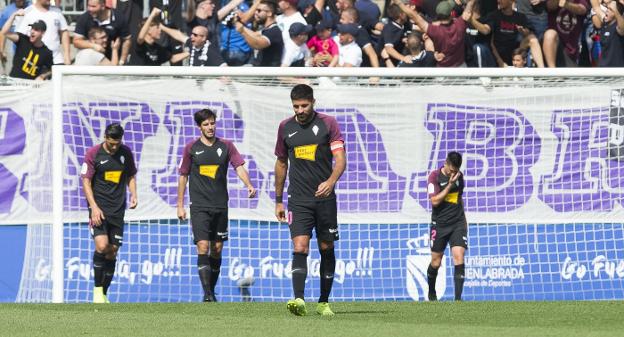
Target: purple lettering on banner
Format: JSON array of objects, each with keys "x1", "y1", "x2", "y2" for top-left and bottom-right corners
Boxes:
[
  {"x1": 0, "y1": 108, "x2": 26, "y2": 155},
  {"x1": 0, "y1": 108, "x2": 25, "y2": 213},
  {"x1": 412, "y1": 103, "x2": 541, "y2": 212},
  {"x1": 153, "y1": 101, "x2": 263, "y2": 208},
  {"x1": 0, "y1": 164, "x2": 18, "y2": 214},
  {"x1": 62, "y1": 102, "x2": 159, "y2": 211},
  {"x1": 539, "y1": 108, "x2": 624, "y2": 211},
  {"x1": 331, "y1": 108, "x2": 406, "y2": 212}
]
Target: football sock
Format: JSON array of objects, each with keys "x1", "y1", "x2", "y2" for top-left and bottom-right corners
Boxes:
[
  {"x1": 319, "y1": 248, "x2": 336, "y2": 303},
  {"x1": 427, "y1": 264, "x2": 439, "y2": 297},
  {"x1": 197, "y1": 254, "x2": 212, "y2": 296},
  {"x1": 102, "y1": 258, "x2": 116, "y2": 295},
  {"x1": 454, "y1": 264, "x2": 465, "y2": 301},
  {"x1": 209, "y1": 256, "x2": 222, "y2": 293},
  {"x1": 291, "y1": 252, "x2": 308, "y2": 300},
  {"x1": 93, "y1": 251, "x2": 106, "y2": 288}
]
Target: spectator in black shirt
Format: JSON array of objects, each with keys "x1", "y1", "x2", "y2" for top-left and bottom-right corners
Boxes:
[
  {"x1": 1, "y1": 14, "x2": 52, "y2": 80},
  {"x1": 73, "y1": 0, "x2": 131, "y2": 65},
  {"x1": 234, "y1": 0, "x2": 284, "y2": 66},
  {"x1": 127, "y1": 7, "x2": 189, "y2": 65}
]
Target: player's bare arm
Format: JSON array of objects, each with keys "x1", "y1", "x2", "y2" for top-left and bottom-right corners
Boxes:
[
  {"x1": 176, "y1": 175, "x2": 189, "y2": 220},
  {"x1": 82, "y1": 177, "x2": 105, "y2": 226},
  {"x1": 315, "y1": 147, "x2": 346, "y2": 198},
  {"x1": 430, "y1": 172, "x2": 461, "y2": 207},
  {"x1": 235, "y1": 165, "x2": 257, "y2": 198},
  {"x1": 128, "y1": 175, "x2": 138, "y2": 209},
  {"x1": 274, "y1": 157, "x2": 288, "y2": 222}
]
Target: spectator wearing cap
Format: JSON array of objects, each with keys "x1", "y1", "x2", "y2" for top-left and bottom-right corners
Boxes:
[
  {"x1": 339, "y1": 7, "x2": 380, "y2": 67},
  {"x1": 276, "y1": 0, "x2": 307, "y2": 44},
  {"x1": 307, "y1": 19, "x2": 339, "y2": 66},
  {"x1": 380, "y1": 3, "x2": 410, "y2": 66},
  {"x1": 355, "y1": 0, "x2": 382, "y2": 31},
  {"x1": 394, "y1": 0, "x2": 474, "y2": 67},
  {"x1": 0, "y1": 12, "x2": 52, "y2": 80},
  {"x1": 471, "y1": 0, "x2": 545, "y2": 67},
  {"x1": 542, "y1": 0, "x2": 588, "y2": 67},
  {"x1": 16, "y1": 0, "x2": 70, "y2": 65},
  {"x1": 73, "y1": 0, "x2": 131, "y2": 65},
  {"x1": 234, "y1": 0, "x2": 284, "y2": 66},
  {"x1": 281, "y1": 22, "x2": 312, "y2": 66},
  {"x1": 334, "y1": 23, "x2": 362, "y2": 66}
]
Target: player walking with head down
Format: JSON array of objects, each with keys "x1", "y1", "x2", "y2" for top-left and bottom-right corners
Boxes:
[
  {"x1": 426, "y1": 151, "x2": 467, "y2": 301},
  {"x1": 81, "y1": 123, "x2": 138, "y2": 303},
  {"x1": 274, "y1": 84, "x2": 346, "y2": 316},
  {"x1": 177, "y1": 108, "x2": 256, "y2": 302}
]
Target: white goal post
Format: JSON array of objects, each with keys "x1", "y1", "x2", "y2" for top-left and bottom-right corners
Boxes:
[{"x1": 28, "y1": 66, "x2": 624, "y2": 302}]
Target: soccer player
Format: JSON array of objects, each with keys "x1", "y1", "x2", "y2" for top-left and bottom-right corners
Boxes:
[
  {"x1": 274, "y1": 84, "x2": 346, "y2": 316},
  {"x1": 426, "y1": 151, "x2": 467, "y2": 301},
  {"x1": 81, "y1": 123, "x2": 137, "y2": 303},
  {"x1": 177, "y1": 108, "x2": 257, "y2": 302}
]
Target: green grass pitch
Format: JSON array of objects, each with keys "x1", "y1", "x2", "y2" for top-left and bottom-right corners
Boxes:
[{"x1": 1, "y1": 301, "x2": 622, "y2": 337}]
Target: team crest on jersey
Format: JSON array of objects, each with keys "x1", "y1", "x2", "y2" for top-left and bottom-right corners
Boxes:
[
  {"x1": 120, "y1": 155, "x2": 125, "y2": 164},
  {"x1": 217, "y1": 148, "x2": 223, "y2": 157},
  {"x1": 312, "y1": 125, "x2": 319, "y2": 136},
  {"x1": 294, "y1": 144, "x2": 317, "y2": 161}
]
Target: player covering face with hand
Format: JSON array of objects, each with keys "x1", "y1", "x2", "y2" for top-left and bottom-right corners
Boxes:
[
  {"x1": 426, "y1": 151, "x2": 467, "y2": 301},
  {"x1": 177, "y1": 108, "x2": 256, "y2": 302},
  {"x1": 81, "y1": 123, "x2": 138, "y2": 303}
]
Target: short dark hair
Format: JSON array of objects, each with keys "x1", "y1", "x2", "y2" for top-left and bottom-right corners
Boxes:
[
  {"x1": 290, "y1": 84, "x2": 314, "y2": 101},
  {"x1": 512, "y1": 48, "x2": 527, "y2": 59},
  {"x1": 105, "y1": 123, "x2": 124, "y2": 140},
  {"x1": 194, "y1": 108, "x2": 217, "y2": 126},
  {"x1": 446, "y1": 151, "x2": 462, "y2": 169},
  {"x1": 387, "y1": 4, "x2": 402, "y2": 21},
  {"x1": 260, "y1": 0, "x2": 277, "y2": 15},
  {"x1": 88, "y1": 26, "x2": 106, "y2": 40},
  {"x1": 342, "y1": 7, "x2": 359, "y2": 22}
]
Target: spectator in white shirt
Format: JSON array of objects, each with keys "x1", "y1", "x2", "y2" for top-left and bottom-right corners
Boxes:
[
  {"x1": 334, "y1": 23, "x2": 362, "y2": 67},
  {"x1": 281, "y1": 22, "x2": 312, "y2": 66}
]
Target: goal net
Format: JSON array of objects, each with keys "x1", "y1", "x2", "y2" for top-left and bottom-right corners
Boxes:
[{"x1": 4, "y1": 67, "x2": 624, "y2": 302}]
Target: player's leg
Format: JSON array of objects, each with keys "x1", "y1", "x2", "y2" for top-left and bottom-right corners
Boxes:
[
  {"x1": 449, "y1": 225, "x2": 468, "y2": 301},
  {"x1": 428, "y1": 222, "x2": 449, "y2": 301},
  {"x1": 92, "y1": 232, "x2": 110, "y2": 304},
  {"x1": 315, "y1": 199, "x2": 339, "y2": 316},
  {"x1": 101, "y1": 217, "x2": 124, "y2": 300},
  {"x1": 191, "y1": 207, "x2": 214, "y2": 302},
  {"x1": 205, "y1": 209, "x2": 228, "y2": 302},
  {"x1": 286, "y1": 201, "x2": 314, "y2": 316}
]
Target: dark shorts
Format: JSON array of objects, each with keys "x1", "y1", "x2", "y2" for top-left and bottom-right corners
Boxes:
[
  {"x1": 287, "y1": 198, "x2": 339, "y2": 242},
  {"x1": 89, "y1": 210, "x2": 124, "y2": 247},
  {"x1": 430, "y1": 221, "x2": 467, "y2": 253},
  {"x1": 190, "y1": 207, "x2": 229, "y2": 243}
]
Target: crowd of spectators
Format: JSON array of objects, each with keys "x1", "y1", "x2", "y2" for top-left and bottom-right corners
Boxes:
[{"x1": 0, "y1": 0, "x2": 623, "y2": 79}]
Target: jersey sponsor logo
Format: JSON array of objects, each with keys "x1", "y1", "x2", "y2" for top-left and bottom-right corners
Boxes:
[
  {"x1": 288, "y1": 131, "x2": 298, "y2": 138},
  {"x1": 100, "y1": 160, "x2": 109, "y2": 165},
  {"x1": 294, "y1": 144, "x2": 317, "y2": 161},
  {"x1": 80, "y1": 163, "x2": 88, "y2": 175},
  {"x1": 104, "y1": 170, "x2": 122, "y2": 183},
  {"x1": 199, "y1": 165, "x2": 219, "y2": 178},
  {"x1": 444, "y1": 192, "x2": 458, "y2": 204}
]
